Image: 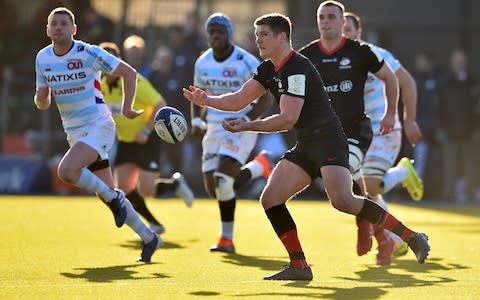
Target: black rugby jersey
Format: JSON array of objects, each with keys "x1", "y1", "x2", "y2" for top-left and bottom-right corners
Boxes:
[
  {"x1": 299, "y1": 37, "x2": 383, "y2": 130},
  {"x1": 253, "y1": 51, "x2": 340, "y2": 138}
]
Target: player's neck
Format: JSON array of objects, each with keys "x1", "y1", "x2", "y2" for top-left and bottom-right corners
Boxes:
[
  {"x1": 213, "y1": 44, "x2": 234, "y2": 62},
  {"x1": 53, "y1": 40, "x2": 74, "y2": 56},
  {"x1": 319, "y1": 35, "x2": 343, "y2": 52},
  {"x1": 270, "y1": 46, "x2": 293, "y2": 67}
]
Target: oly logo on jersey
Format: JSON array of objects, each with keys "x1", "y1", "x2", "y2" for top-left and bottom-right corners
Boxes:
[{"x1": 223, "y1": 68, "x2": 237, "y2": 78}]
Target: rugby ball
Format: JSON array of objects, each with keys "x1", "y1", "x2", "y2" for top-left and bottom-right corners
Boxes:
[{"x1": 154, "y1": 106, "x2": 188, "y2": 144}]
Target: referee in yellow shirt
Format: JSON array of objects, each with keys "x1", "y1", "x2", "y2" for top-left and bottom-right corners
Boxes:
[{"x1": 100, "y1": 42, "x2": 194, "y2": 235}]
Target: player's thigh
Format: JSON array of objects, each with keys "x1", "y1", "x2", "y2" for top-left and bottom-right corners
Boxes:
[
  {"x1": 60, "y1": 142, "x2": 99, "y2": 173},
  {"x1": 114, "y1": 163, "x2": 140, "y2": 193},
  {"x1": 260, "y1": 159, "x2": 311, "y2": 209}
]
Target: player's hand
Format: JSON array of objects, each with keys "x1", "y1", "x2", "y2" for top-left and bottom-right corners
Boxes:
[
  {"x1": 35, "y1": 86, "x2": 50, "y2": 99},
  {"x1": 403, "y1": 120, "x2": 422, "y2": 147},
  {"x1": 183, "y1": 85, "x2": 208, "y2": 107},
  {"x1": 379, "y1": 113, "x2": 395, "y2": 135},
  {"x1": 122, "y1": 107, "x2": 144, "y2": 119},
  {"x1": 222, "y1": 118, "x2": 248, "y2": 133}
]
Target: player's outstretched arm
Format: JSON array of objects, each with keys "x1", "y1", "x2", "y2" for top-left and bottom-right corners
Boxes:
[
  {"x1": 183, "y1": 78, "x2": 266, "y2": 112},
  {"x1": 396, "y1": 66, "x2": 422, "y2": 146},
  {"x1": 111, "y1": 61, "x2": 144, "y2": 119},
  {"x1": 374, "y1": 63, "x2": 398, "y2": 134}
]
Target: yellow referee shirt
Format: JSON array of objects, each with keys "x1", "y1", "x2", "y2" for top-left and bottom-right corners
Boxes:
[{"x1": 102, "y1": 74, "x2": 163, "y2": 142}]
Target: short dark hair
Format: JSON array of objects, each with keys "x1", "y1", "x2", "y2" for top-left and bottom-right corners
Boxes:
[
  {"x1": 48, "y1": 7, "x2": 75, "y2": 24},
  {"x1": 344, "y1": 12, "x2": 361, "y2": 30},
  {"x1": 254, "y1": 13, "x2": 292, "y2": 40},
  {"x1": 318, "y1": 1, "x2": 345, "y2": 16}
]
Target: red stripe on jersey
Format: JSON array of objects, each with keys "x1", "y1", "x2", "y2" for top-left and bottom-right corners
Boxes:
[
  {"x1": 94, "y1": 80, "x2": 101, "y2": 91},
  {"x1": 275, "y1": 51, "x2": 295, "y2": 72},
  {"x1": 317, "y1": 36, "x2": 347, "y2": 56}
]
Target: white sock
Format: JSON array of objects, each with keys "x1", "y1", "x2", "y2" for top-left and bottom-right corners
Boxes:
[
  {"x1": 221, "y1": 221, "x2": 234, "y2": 240},
  {"x1": 76, "y1": 168, "x2": 116, "y2": 201},
  {"x1": 383, "y1": 165, "x2": 408, "y2": 194},
  {"x1": 124, "y1": 199, "x2": 154, "y2": 243},
  {"x1": 242, "y1": 160, "x2": 263, "y2": 179}
]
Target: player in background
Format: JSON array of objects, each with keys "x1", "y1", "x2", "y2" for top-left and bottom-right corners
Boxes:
[
  {"x1": 184, "y1": 12, "x2": 430, "y2": 281},
  {"x1": 34, "y1": 7, "x2": 160, "y2": 262},
  {"x1": 342, "y1": 12, "x2": 423, "y2": 264},
  {"x1": 99, "y1": 42, "x2": 194, "y2": 236},
  {"x1": 190, "y1": 13, "x2": 273, "y2": 253},
  {"x1": 298, "y1": 0, "x2": 400, "y2": 263}
]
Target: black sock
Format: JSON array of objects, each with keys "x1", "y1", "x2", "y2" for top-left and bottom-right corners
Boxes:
[
  {"x1": 219, "y1": 198, "x2": 236, "y2": 222},
  {"x1": 234, "y1": 169, "x2": 252, "y2": 190},
  {"x1": 265, "y1": 204, "x2": 297, "y2": 236},
  {"x1": 127, "y1": 189, "x2": 159, "y2": 224},
  {"x1": 155, "y1": 181, "x2": 177, "y2": 196}
]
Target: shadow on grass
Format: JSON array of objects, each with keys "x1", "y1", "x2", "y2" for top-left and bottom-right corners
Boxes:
[
  {"x1": 229, "y1": 257, "x2": 461, "y2": 299},
  {"x1": 220, "y1": 252, "x2": 288, "y2": 271},
  {"x1": 117, "y1": 239, "x2": 185, "y2": 250},
  {"x1": 60, "y1": 263, "x2": 169, "y2": 283}
]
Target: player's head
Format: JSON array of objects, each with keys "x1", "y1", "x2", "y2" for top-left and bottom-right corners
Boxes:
[
  {"x1": 343, "y1": 12, "x2": 362, "y2": 40},
  {"x1": 205, "y1": 13, "x2": 233, "y2": 51},
  {"x1": 122, "y1": 35, "x2": 146, "y2": 68},
  {"x1": 317, "y1": 1, "x2": 346, "y2": 39},
  {"x1": 46, "y1": 7, "x2": 77, "y2": 42},
  {"x1": 254, "y1": 13, "x2": 292, "y2": 59}
]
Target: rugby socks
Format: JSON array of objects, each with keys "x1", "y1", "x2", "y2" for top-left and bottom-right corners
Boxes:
[
  {"x1": 234, "y1": 159, "x2": 265, "y2": 190},
  {"x1": 233, "y1": 169, "x2": 252, "y2": 190},
  {"x1": 76, "y1": 168, "x2": 116, "y2": 201},
  {"x1": 383, "y1": 165, "x2": 408, "y2": 193},
  {"x1": 357, "y1": 199, "x2": 415, "y2": 241},
  {"x1": 127, "y1": 189, "x2": 160, "y2": 225},
  {"x1": 265, "y1": 204, "x2": 308, "y2": 269},
  {"x1": 155, "y1": 178, "x2": 177, "y2": 195},
  {"x1": 124, "y1": 198, "x2": 154, "y2": 243},
  {"x1": 219, "y1": 199, "x2": 236, "y2": 240}
]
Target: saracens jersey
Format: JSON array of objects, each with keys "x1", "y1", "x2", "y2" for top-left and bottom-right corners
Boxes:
[
  {"x1": 194, "y1": 45, "x2": 260, "y2": 125},
  {"x1": 299, "y1": 37, "x2": 384, "y2": 131},
  {"x1": 253, "y1": 51, "x2": 340, "y2": 139},
  {"x1": 364, "y1": 43, "x2": 402, "y2": 134},
  {"x1": 35, "y1": 40, "x2": 120, "y2": 133}
]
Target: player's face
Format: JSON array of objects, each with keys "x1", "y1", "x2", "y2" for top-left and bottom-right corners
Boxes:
[
  {"x1": 207, "y1": 24, "x2": 229, "y2": 52},
  {"x1": 317, "y1": 6, "x2": 345, "y2": 40},
  {"x1": 343, "y1": 18, "x2": 359, "y2": 39},
  {"x1": 255, "y1": 25, "x2": 279, "y2": 59},
  {"x1": 46, "y1": 13, "x2": 76, "y2": 44}
]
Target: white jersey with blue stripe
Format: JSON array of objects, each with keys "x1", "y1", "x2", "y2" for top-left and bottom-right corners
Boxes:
[
  {"x1": 35, "y1": 40, "x2": 120, "y2": 133},
  {"x1": 364, "y1": 44, "x2": 402, "y2": 134},
  {"x1": 194, "y1": 45, "x2": 260, "y2": 124}
]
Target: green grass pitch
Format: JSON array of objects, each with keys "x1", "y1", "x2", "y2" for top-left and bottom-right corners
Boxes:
[{"x1": 0, "y1": 195, "x2": 479, "y2": 299}]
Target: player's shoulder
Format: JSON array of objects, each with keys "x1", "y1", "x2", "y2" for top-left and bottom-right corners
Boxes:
[{"x1": 298, "y1": 39, "x2": 320, "y2": 54}]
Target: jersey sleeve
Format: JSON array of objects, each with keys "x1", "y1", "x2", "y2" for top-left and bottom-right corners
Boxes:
[
  {"x1": 35, "y1": 53, "x2": 47, "y2": 88},
  {"x1": 379, "y1": 47, "x2": 401, "y2": 73},
  {"x1": 87, "y1": 44, "x2": 121, "y2": 74},
  {"x1": 363, "y1": 43, "x2": 384, "y2": 74},
  {"x1": 252, "y1": 60, "x2": 273, "y2": 89}
]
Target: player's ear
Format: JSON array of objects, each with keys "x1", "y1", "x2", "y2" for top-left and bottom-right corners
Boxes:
[{"x1": 72, "y1": 24, "x2": 77, "y2": 36}]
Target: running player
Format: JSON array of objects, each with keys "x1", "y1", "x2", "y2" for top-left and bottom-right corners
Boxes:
[
  {"x1": 343, "y1": 12, "x2": 424, "y2": 264},
  {"x1": 183, "y1": 12, "x2": 430, "y2": 281},
  {"x1": 34, "y1": 7, "x2": 160, "y2": 262},
  {"x1": 298, "y1": 0, "x2": 398, "y2": 264},
  {"x1": 190, "y1": 13, "x2": 273, "y2": 253}
]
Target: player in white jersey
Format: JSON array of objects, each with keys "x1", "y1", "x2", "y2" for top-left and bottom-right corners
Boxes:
[
  {"x1": 191, "y1": 13, "x2": 272, "y2": 253},
  {"x1": 34, "y1": 7, "x2": 162, "y2": 263},
  {"x1": 344, "y1": 12, "x2": 424, "y2": 265}
]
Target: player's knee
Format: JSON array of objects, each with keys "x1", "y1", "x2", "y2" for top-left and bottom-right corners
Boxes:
[
  {"x1": 329, "y1": 190, "x2": 356, "y2": 213},
  {"x1": 214, "y1": 172, "x2": 235, "y2": 201},
  {"x1": 57, "y1": 163, "x2": 78, "y2": 184}
]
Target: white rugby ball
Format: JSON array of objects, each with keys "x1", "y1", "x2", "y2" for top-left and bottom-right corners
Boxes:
[{"x1": 154, "y1": 106, "x2": 188, "y2": 144}]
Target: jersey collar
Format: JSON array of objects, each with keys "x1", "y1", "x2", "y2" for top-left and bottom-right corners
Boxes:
[
  {"x1": 275, "y1": 50, "x2": 295, "y2": 72},
  {"x1": 317, "y1": 36, "x2": 347, "y2": 56}
]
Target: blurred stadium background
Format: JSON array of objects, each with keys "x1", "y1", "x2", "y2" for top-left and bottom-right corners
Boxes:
[{"x1": 1, "y1": 0, "x2": 479, "y2": 199}]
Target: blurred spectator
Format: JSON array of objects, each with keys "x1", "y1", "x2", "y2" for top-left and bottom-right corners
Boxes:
[
  {"x1": 72, "y1": 0, "x2": 114, "y2": 45},
  {"x1": 412, "y1": 51, "x2": 442, "y2": 197},
  {"x1": 122, "y1": 35, "x2": 153, "y2": 78},
  {"x1": 438, "y1": 49, "x2": 479, "y2": 202}
]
